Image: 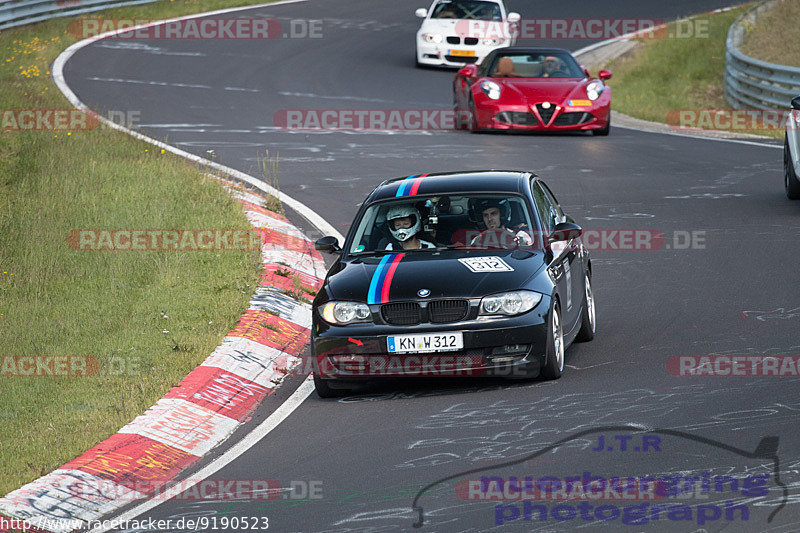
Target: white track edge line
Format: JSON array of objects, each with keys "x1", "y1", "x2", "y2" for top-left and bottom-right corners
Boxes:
[
  {"x1": 613, "y1": 123, "x2": 782, "y2": 149},
  {"x1": 52, "y1": 0, "x2": 345, "y2": 244},
  {"x1": 47, "y1": 2, "x2": 342, "y2": 531},
  {"x1": 87, "y1": 379, "x2": 316, "y2": 533}
]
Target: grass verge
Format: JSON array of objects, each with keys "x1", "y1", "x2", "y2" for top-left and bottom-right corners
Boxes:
[
  {"x1": 740, "y1": 0, "x2": 800, "y2": 67},
  {"x1": 0, "y1": 0, "x2": 281, "y2": 496},
  {"x1": 603, "y1": 5, "x2": 783, "y2": 139}
]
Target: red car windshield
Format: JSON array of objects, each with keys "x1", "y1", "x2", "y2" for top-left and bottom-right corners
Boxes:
[{"x1": 487, "y1": 52, "x2": 585, "y2": 78}]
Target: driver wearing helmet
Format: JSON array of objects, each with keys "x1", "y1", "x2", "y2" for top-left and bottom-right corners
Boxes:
[
  {"x1": 385, "y1": 204, "x2": 435, "y2": 251},
  {"x1": 470, "y1": 198, "x2": 533, "y2": 248}
]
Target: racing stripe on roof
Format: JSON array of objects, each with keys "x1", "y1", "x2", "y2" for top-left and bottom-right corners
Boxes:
[
  {"x1": 395, "y1": 175, "x2": 418, "y2": 197},
  {"x1": 395, "y1": 173, "x2": 429, "y2": 197}
]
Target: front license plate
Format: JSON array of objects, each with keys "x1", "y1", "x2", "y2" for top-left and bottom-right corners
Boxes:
[
  {"x1": 388, "y1": 332, "x2": 463, "y2": 354},
  {"x1": 449, "y1": 49, "x2": 475, "y2": 57}
]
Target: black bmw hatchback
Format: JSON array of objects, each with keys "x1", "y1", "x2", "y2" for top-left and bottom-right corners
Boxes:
[{"x1": 311, "y1": 170, "x2": 595, "y2": 397}]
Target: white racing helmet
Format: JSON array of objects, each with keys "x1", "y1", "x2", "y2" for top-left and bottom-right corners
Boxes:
[{"x1": 386, "y1": 204, "x2": 422, "y2": 242}]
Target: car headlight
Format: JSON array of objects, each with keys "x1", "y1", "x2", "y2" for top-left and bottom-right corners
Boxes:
[
  {"x1": 479, "y1": 291, "x2": 542, "y2": 316},
  {"x1": 586, "y1": 81, "x2": 604, "y2": 101},
  {"x1": 481, "y1": 38, "x2": 505, "y2": 45},
  {"x1": 480, "y1": 80, "x2": 502, "y2": 100},
  {"x1": 320, "y1": 302, "x2": 371, "y2": 325},
  {"x1": 422, "y1": 33, "x2": 443, "y2": 44}
]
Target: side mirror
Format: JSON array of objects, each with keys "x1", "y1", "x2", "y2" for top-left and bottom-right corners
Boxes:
[
  {"x1": 598, "y1": 69, "x2": 613, "y2": 81},
  {"x1": 458, "y1": 64, "x2": 478, "y2": 79},
  {"x1": 507, "y1": 12, "x2": 521, "y2": 22},
  {"x1": 581, "y1": 65, "x2": 590, "y2": 78},
  {"x1": 415, "y1": 8, "x2": 427, "y2": 18},
  {"x1": 315, "y1": 236, "x2": 341, "y2": 254},
  {"x1": 550, "y1": 222, "x2": 582, "y2": 242},
  {"x1": 791, "y1": 95, "x2": 800, "y2": 110}
]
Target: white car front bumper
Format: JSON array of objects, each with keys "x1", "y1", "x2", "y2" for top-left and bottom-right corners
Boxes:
[{"x1": 415, "y1": 38, "x2": 506, "y2": 67}]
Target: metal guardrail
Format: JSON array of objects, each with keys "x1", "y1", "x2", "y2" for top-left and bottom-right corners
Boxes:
[
  {"x1": 0, "y1": 0, "x2": 157, "y2": 31},
  {"x1": 724, "y1": 0, "x2": 800, "y2": 110}
]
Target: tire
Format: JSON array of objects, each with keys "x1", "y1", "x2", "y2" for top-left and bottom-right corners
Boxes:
[
  {"x1": 784, "y1": 133, "x2": 800, "y2": 200},
  {"x1": 454, "y1": 104, "x2": 466, "y2": 130},
  {"x1": 575, "y1": 272, "x2": 596, "y2": 342},
  {"x1": 541, "y1": 299, "x2": 565, "y2": 379},
  {"x1": 468, "y1": 96, "x2": 479, "y2": 133},
  {"x1": 314, "y1": 374, "x2": 350, "y2": 398},
  {"x1": 453, "y1": 93, "x2": 468, "y2": 131},
  {"x1": 592, "y1": 116, "x2": 610, "y2": 136}
]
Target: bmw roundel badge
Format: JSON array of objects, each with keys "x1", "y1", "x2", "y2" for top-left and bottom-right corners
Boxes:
[{"x1": 417, "y1": 289, "x2": 431, "y2": 297}]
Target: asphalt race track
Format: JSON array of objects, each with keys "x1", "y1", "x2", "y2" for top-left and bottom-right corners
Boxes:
[{"x1": 62, "y1": 0, "x2": 799, "y2": 531}]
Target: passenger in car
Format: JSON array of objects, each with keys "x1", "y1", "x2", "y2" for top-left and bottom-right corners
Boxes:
[{"x1": 494, "y1": 56, "x2": 521, "y2": 77}]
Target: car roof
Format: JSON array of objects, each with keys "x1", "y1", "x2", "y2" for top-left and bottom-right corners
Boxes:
[{"x1": 368, "y1": 170, "x2": 534, "y2": 203}]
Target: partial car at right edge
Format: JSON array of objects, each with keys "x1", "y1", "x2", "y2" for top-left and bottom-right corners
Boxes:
[{"x1": 785, "y1": 95, "x2": 800, "y2": 200}]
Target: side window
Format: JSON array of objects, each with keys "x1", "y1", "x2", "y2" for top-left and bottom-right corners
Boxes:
[
  {"x1": 536, "y1": 181, "x2": 564, "y2": 230},
  {"x1": 539, "y1": 181, "x2": 565, "y2": 221},
  {"x1": 530, "y1": 181, "x2": 553, "y2": 234}
]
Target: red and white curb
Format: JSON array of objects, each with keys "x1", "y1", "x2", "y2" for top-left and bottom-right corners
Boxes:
[
  {"x1": 0, "y1": 181, "x2": 327, "y2": 533},
  {"x1": 0, "y1": 2, "x2": 345, "y2": 530}
]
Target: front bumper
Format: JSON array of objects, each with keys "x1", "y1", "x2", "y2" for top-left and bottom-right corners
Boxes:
[
  {"x1": 311, "y1": 305, "x2": 550, "y2": 381},
  {"x1": 416, "y1": 40, "x2": 500, "y2": 67},
  {"x1": 475, "y1": 101, "x2": 611, "y2": 132}
]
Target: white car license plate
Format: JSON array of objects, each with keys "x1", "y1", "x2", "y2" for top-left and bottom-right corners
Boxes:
[{"x1": 387, "y1": 332, "x2": 463, "y2": 354}]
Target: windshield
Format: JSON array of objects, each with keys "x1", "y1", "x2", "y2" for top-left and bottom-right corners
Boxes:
[
  {"x1": 348, "y1": 194, "x2": 539, "y2": 255},
  {"x1": 430, "y1": 0, "x2": 502, "y2": 21},
  {"x1": 487, "y1": 51, "x2": 586, "y2": 78}
]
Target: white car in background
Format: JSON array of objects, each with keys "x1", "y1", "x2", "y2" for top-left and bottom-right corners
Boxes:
[
  {"x1": 415, "y1": 0, "x2": 520, "y2": 68},
  {"x1": 785, "y1": 95, "x2": 800, "y2": 200}
]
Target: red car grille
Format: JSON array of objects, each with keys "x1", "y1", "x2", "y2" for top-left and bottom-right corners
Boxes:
[
  {"x1": 536, "y1": 103, "x2": 556, "y2": 125},
  {"x1": 495, "y1": 111, "x2": 539, "y2": 126},
  {"x1": 553, "y1": 112, "x2": 595, "y2": 126}
]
